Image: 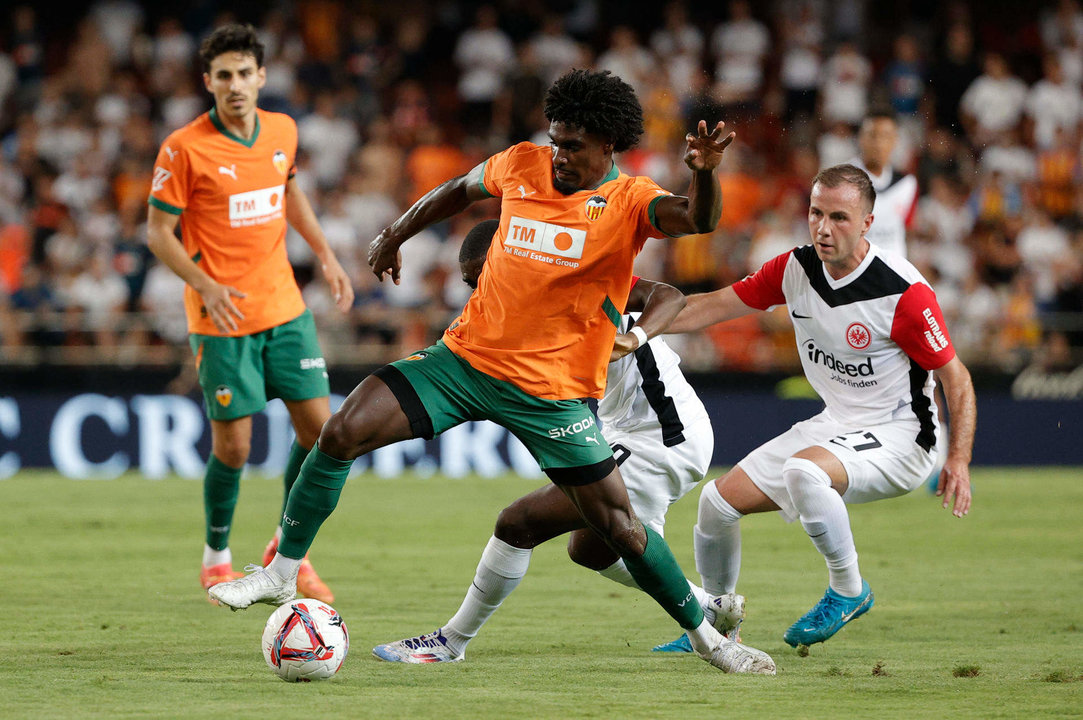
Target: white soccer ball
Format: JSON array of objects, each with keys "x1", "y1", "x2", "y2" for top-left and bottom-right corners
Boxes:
[{"x1": 261, "y1": 599, "x2": 349, "y2": 682}]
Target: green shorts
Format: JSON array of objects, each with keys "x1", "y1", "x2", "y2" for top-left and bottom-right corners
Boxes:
[
  {"x1": 375, "y1": 341, "x2": 613, "y2": 475},
  {"x1": 190, "y1": 309, "x2": 330, "y2": 421}
]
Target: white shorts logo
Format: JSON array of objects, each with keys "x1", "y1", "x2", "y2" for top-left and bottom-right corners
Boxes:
[
  {"x1": 229, "y1": 185, "x2": 285, "y2": 227},
  {"x1": 505, "y1": 216, "x2": 586, "y2": 259}
]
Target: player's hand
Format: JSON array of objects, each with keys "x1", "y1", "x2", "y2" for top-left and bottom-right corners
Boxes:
[
  {"x1": 683, "y1": 120, "x2": 735, "y2": 172},
  {"x1": 935, "y1": 457, "x2": 971, "y2": 518},
  {"x1": 196, "y1": 280, "x2": 246, "y2": 333},
  {"x1": 367, "y1": 229, "x2": 403, "y2": 284},
  {"x1": 609, "y1": 332, "x2": 639, "y2": 362},
  {"x1": 319, "y1": 255, "x2": 355, "y2": 313}
]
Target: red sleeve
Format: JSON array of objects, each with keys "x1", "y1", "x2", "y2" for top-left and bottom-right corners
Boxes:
[
  {"x1": 732, "y1": 251, "x2": 789, "y2": 310},
  {"x1": 904, "y1": 183, "x2": 919, "y2": 229},
  {"x1": 890, "y1": 282, "x2": 956, "y2": 370}
]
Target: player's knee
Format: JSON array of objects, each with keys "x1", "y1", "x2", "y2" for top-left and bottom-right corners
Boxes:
[
  {"x1": 317, "y1": 411, "x2": 363, "y2": 460},
  {"x1": 782, "y1": 457, "x2": 831, "y2": 500},
  {"x1": 597, "y1": 514, "x2": 644, "y2": 557},
  {"x1": 493, "y1": 503, "x2": 537, "y2": 548},
  {"x1": 212, "y1": 441, "x2": 249, "y2": 469}
]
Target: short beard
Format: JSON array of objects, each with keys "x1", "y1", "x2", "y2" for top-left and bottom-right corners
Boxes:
[{"x1": 551, "y1": 177, "x2": 579, "y2": 195}]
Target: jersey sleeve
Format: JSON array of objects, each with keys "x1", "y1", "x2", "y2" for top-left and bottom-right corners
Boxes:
[
  {"x1": 732, "y1": 251, "x2": 789, "y2": 310},
  {"x1": 633, "y1": 176, "x2": 678, "y2": 238},
  {"x1": 890, "y1": 282, "x2": 956, "y2": 370},
  {"x1": 148, "y1": 137, "x2": 191, "y2": 215},
  {"x1": 480, "y1": 143, "x2": 527, "y2": 198}
]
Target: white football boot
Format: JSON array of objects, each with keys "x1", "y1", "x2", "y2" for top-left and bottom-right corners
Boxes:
[
  {"x1": 207, "y1": 564, "x2": 296, "y2": 610},
  {"x1": 707, "y1": 592, "x2": 746, "y2": 640},
  {"x1": 704, "y1": 636, "x2": 776, "y2": 675},
  {"x1": 372, "y1": 629, "x2": 464, "y2": 663}
]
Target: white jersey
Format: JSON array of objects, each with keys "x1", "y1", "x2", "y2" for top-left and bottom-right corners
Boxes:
[
  {"x1": 851, "y1": 158, "x2": 918, "y2": 258},
  {"x1": 734, "y1": 243, "x2": 956, "y2": 451},
  {"x1": 599, "y1": 313, "x2": 711, "y2": 448}
]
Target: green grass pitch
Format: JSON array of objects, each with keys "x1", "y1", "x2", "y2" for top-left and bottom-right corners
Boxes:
[{"x1": 4, "y1": 467, "x2": 1081, "y2": 718}]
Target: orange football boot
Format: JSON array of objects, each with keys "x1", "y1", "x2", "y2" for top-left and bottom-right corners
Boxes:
[{"x1": 200, "y1": 562, "x2": 244, "y2": 604}]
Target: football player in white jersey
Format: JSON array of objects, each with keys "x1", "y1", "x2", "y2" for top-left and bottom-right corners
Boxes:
[
  {"x1": 371, "y1": 219, "x2": 755, "y2": 665},
  {"x1": 850, "y1": 111, "x2": 919, "y2": 258},
  {"x1": 656, "y1": 164, "x2": 976, "y2": 654}
]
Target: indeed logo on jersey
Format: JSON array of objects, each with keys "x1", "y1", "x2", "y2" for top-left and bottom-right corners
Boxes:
[
  {"x1": 922, "y1": 308, "x2": 949, "y2": 352},
  {"x1": 504, "y1": 216, "x2": 586, "y2": 262},
  {"x1": 805, "y1": 340, "x2": 874, "y2": 377},
  {"x1": 228, "y1": 185, "x2": 285, "y2": 228}
]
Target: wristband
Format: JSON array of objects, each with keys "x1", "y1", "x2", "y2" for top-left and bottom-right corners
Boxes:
[{"x1": 629, "y1": 326, "x2": 649, "y2": 348}]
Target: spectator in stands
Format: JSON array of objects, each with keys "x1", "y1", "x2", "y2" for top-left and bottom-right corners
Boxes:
[
  {"x1": 711, "y1": 0, "x2": 770, "y2": 121},
  {"x1": 927, "y1": 23, "x2": 981, "y2": 136},
  {"x1": 959, "y1": 52, "x2": 1028, "y2": 148},
  {"x1": 819, "y1": 40, "x2": 872, "y2": 127},
  {"x1": 453, "y1": 4, "x2": 515, "y2": 137},
  {"x1": 1024, "y1": 53, "x2": 1082, "y2": 151}
]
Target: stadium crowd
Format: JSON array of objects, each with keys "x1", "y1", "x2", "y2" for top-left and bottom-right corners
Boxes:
[{"x1": 0, "y1": 0, "x2": 1080, "y2": 375}]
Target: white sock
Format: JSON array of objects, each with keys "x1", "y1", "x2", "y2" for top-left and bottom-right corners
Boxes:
[
  {"x1": 694, "y1": 481, "x2": 743, "y2": 596},
  {"x1": 597, "y1": 558, "x2": 639, "y2": 589},
  {"x1": 267, "y1": 552, "x2": 301, "y2": 580},
  {"x1": 444, "y1": 536, "x2": 532, "y2": 656},
  {"x1": 686, "y1": 618, "x2": 724, "y2": 658},
  {"x1": 783, "y1": 458, "x2": 863, "y2": 597},
  {"x1": 203, "y1": 545, "x2": 230, "y2": 567},
  {"x1": 273, "y1": 526, "x2": 283, "y2": 542}
]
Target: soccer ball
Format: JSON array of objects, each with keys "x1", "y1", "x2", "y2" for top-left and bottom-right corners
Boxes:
[{"x1": 261, "y1": 599, "x2": 349, "y2": 682}]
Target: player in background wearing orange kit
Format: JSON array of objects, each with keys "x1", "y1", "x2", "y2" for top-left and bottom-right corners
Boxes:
[
  {"x1": 212, "y1": 69, "x2": 775, "y2": 674},
  {"x1": 146, "y1": 25, "x2": 354, "y2": 604}
]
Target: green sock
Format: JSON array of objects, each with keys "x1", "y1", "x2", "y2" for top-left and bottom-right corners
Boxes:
[
  {"x1": 203, "y1": 454, "x2": 242, "y2": 551},
  {"x1": 280, "y1": 440, "x2": 309, "y2": 520},
  {"x1": 278, "y1": 447, "x2": 352, "y2": 560},
  {"x1": 622, "y1": 525, "x2": 705, "y2": 630}
]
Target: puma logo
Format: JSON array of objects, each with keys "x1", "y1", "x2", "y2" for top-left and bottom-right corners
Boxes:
[
  {"x1": 585, "y1": 434, "x2": 599, "y2": 444},
  {"x1": 518, "y1": 184, "x2": 536, "y2": 199},
  {"x1": 218, "y1": 164, "x2": 237, "y2": 180}
]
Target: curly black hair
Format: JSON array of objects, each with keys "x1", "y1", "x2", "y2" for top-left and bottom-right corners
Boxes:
[
  {"x1": 543, "y1": 69, "x2": 644, "y2": 153},
  {"x1": 199, "y1": 23, "x2": 264, "y2": 72},
  {"x1": 459, "y1": 219, "x2": 499, "y2": 264}
]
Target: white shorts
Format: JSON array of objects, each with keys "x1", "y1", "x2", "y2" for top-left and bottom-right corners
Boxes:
[
  {"x1": 606, "y1": 417, "x2": 715, "y2": 535},
  {"x1": 737, "y1": 410, "x2": 937, "y2": 523}
]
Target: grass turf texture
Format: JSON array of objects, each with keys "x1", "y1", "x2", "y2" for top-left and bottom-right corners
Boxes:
[{"x1": 4, "y1": 467, "x2": 1081, "y2": 719}]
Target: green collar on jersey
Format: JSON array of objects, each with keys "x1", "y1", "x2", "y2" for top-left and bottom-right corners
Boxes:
[
  {"x1": 588, "y1": 161, "x2": 620, "y2": 190},
  {"x1": 209, "y1": 106, "x2": 260, "y2": 148}
]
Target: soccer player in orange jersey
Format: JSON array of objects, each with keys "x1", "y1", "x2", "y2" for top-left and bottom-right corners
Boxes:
[
  {"x1": 212, "y1": 69, "x2": 775, "y2": 674},
  {"x1": 146, "y1": 25, "x2": 353, "y2": 605}
]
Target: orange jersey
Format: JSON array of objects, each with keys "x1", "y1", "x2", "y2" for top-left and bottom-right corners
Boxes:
[
  {"x1": 149, "y1": 108, "x2": 305, "y2": 336},
  {"x1": 442, "y1": 142, "x2": 674, "y2": 400}
]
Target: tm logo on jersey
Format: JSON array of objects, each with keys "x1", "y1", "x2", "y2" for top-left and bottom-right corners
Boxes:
[
  {"x1": 229, "y1": 185, "x2": 285, "y2": 228},
  {"x1": 504, "y1": 216, "x2": 586, "y2": 266},
  {"x1": 805, "y1": 339, "x2": 878, "y2": 387},
  {"x1": 548, "y1": 415, "x2": 596, "y2": 440}
]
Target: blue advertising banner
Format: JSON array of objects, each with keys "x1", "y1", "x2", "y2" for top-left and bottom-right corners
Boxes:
[{"x1": 0, "y1": 390, "x2": 1078, "y2": 479}]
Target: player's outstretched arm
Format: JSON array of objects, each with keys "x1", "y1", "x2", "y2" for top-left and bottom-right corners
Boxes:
[
  {"x1": 652, "y1": 120, "x2": 735, "y2": 237},
  {"x1": 285, "y1": 176, "x2": 354, "y2": 313},
  {"x1": 610, "y1": 279, "x2": 686, "y2": 361},
  {"x1": 368, "y1": 161, "x2": 490, "y2": 284},
  {"x1": 146, "y1": 204, "x2": 246, "y2": 333},
  {"x1": 933, "y1": 356, "x2": 976, "y2": 517},
  {"x1": 664, "y1": 286, "x2": 758, "y2": 334}
]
